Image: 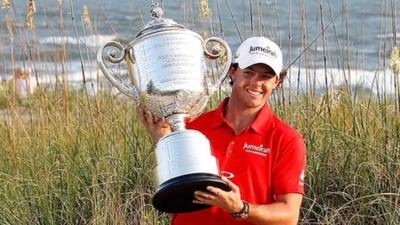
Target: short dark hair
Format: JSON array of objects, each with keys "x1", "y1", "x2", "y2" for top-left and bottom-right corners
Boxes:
[{"x1": 228, "y1": 63, "x2": 287, "y2": 86}]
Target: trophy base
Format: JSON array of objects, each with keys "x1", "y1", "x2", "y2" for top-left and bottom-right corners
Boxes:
[{"x1": 152, "y1": 173, "x2": 230, "y2": 213}]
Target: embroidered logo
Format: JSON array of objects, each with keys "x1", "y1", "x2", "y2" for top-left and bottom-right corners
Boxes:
[
  {"x1": 249, "y1": 45, "x2": 277, "y2": 58},
  {"x1": 243, "y1": 142, "x2": 271, "y2": 156},
  {"x1": 221, "y1": 171, "x2": 235, "y2": 179}
]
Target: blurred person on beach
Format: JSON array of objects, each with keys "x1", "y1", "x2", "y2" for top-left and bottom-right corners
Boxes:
[
  {"x1": 0, "y1": 78, "x2": 7, "y2": 92},
  {"x1": 14, "y1": 68, "x2": 36, "y2": 98},
  {"x1": 138, "y1": 37, "x2": 306, "y2": 225}
]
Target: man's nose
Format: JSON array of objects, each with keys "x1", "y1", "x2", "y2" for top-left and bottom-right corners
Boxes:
[{"x1": 249, "y1": 73, "x2": 264, "y2": 83}]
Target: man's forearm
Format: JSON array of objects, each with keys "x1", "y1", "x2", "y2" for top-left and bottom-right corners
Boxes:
[{"x1": 245, "y1": 194, "x2": 302, "y2": 225}]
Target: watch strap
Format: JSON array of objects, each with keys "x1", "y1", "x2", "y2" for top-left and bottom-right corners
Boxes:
[{"x1": 231, "y1": 201, "x2": 249, "y2": 219}]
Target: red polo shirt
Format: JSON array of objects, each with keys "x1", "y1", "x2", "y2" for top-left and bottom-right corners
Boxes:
[{"x1": 171, "y1": 99, "x2": 306, "y2": 225}]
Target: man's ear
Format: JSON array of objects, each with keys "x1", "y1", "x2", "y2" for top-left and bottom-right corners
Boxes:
[
  {"x1": 274, "y1": 69, "x2": 287, "y2": 88},
  {"x1": 228, "y1": 66, "x2": 236, "y2": 75},
  {"x1": 228, "y1": 66, "x2": 236, "y2": 86},
  {"x1": 229, "y1": 66, "x2": 237, "y2": 77},
  {"x1": 273, "y1": 78, "x2": 282, "y2": 89}
]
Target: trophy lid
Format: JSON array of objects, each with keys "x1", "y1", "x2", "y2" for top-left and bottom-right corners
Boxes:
[{"x1": 136, "y1": 4, "x2": 185, "y2": 38}]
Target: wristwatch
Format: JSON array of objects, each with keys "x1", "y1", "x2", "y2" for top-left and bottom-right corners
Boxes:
[{"x1": 231, "y1": 201, "x2": 249, "y2": 219}]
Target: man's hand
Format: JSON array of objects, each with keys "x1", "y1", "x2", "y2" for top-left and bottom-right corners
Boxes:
[
  {"x1": 136, "y1": 107, "x2": 172, "y2": 143},
  {"x1": 192, "y1": 177, "x2": 303, "y2": 225},
  {"x1": 193, "y1": 177, "x2": 244, "y2": 213}
]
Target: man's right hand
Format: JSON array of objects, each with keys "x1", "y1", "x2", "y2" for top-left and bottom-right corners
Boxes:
[{"x1": 136, "y1": 107, "x2": 172, "y2": 143}]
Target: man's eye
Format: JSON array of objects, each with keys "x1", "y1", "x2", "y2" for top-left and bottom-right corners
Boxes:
[
  {"x1": 243, "y1": 71, "x2": 252, "y2": 76},
  {"x1": 262, "y1": 74, "x2": 275, "y2": 79}
]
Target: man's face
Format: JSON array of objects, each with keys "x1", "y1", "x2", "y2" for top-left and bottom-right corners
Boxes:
[{"x1": 229, "y1": 63, "x2": 280, "y2": 110}]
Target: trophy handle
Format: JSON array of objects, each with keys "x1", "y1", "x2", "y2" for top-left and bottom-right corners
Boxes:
[
  {"x1": 203, "y1": 37, "x2": 232, "y2": 94},
  {"x1": 97, "y1": 41, "x2": 141, "y2": 105}
]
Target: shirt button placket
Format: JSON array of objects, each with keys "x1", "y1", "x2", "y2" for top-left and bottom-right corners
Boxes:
[{"x1": 227, "y1": 140, "x2": 235, "y2": 157}]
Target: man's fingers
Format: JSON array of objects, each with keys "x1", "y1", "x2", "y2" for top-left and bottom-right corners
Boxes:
[
  {"x1": 144, "y1": 111, "x2": 159, "y2": 126},
  {"x1": 193, "y1": 191, "x2": 218, "y2": 206},
  {"x1": 192, "y1": 198, "x2": 211, "y2": 205},
  {"x1": 206, "y1": 186, "x2": 224, "y2": 197},
  {"x1": 145, "y1": 110, "x2": 152, "y2": 120},
  {"x1": 194, "y1": 191, "x2": 216, "y2": 201},
  {"x1": 153, "y1": 116, "x2": 161, "y2": 123},
  {"x1": 221, "y1": 176, "x2": 240, "y2": 193},
  {"x1": 154, "y1": 116, "x2": 164, "y2": 124},
  {"x1": 192, "y1": 199, "x2": 204, "y2": 204},
  {"x1": 160, "y1": 117, "x2": 167, "y2": 125},
  {"x1": 136, "y1": 107, "x2": 145, "y2": 121}
]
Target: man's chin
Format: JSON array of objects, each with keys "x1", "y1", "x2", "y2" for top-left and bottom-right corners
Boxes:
[{"x1": 245, "y1": 100, "x2": 265, "y2": 109}]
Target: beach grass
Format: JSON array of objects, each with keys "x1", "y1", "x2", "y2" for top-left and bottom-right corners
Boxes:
[
  {"x1": 0, "y1": 85, "x2": 398, "y2": 225},
  {"x1": 0, "y1": 88, "x2": 168, "y2": 225},
  {"x1": 275, "y1": 91, "x2": 400, "y2": 224}
]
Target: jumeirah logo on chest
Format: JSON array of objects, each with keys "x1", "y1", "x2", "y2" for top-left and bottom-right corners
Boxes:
[{"x1": 243, "y1": 142, "x2": 271, "y2": 156}]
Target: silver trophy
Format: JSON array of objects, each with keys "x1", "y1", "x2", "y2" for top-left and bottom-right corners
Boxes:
[{"x1": 97, "y1": 4, "x2": 232, "y2": 213}]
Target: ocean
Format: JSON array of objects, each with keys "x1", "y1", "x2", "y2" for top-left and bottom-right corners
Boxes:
[{"x1": 0, "y1": 0, "x2": 399, "y2": 94}]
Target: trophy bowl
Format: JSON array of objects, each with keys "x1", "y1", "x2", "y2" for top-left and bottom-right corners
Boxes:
[
  {"x1": 153, "y1": 130, "x2": 231, "y2": 212},
  {"x1": 97, "y1": 4, "x2": 232, "y2": 213}
]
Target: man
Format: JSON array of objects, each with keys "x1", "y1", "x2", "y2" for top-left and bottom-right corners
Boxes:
[{"x1": 139, "y1": 37, "x2": 306, "y2": 225}]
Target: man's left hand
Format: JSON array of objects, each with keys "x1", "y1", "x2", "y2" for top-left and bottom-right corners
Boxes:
[{"x1": 193, "y1": 177, "x2": 244, "y2": 213}]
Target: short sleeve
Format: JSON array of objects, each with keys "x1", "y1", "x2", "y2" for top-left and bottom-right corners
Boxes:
[{"x1": 272, "y1": 137, "x2": 306, "y2": 195}]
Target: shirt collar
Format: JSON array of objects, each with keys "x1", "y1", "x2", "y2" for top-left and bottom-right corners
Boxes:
[
  {"x1": 250, "y1": 102, "x2": 273, "y2": 135},
  {"x1": 209, "y1": 98, "x2": 229, "y2": 129},
  {"x1": 210, "y1": 98, "x2": 273, "y2": 135}
]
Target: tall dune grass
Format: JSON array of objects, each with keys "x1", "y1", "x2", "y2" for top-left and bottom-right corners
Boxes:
[
  {"x1": 0, "y1": 85, "x2": 398, "y2": 225},
  {"x1": 0, "y1": 89, "x2": 168, "y2": 224},
  {"x1": 274, "y1": 90, "x2": 400, "y2": 224},
  {"x1": 0, "y1": 0, "x2": 399, "y2": 224}
]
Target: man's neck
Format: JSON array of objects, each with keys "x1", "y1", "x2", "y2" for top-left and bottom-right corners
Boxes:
[{"x1": 224, "y1": 98, "x2": 265, "y2": 135}]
